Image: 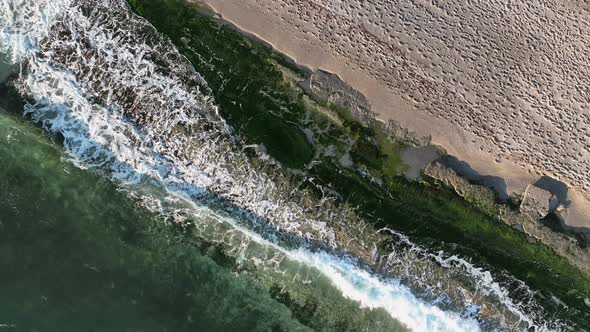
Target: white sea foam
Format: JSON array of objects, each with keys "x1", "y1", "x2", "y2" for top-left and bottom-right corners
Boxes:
[
  {"x1": 0, "y1": 0, "x2": 64, "y2": 63},
  {"x1": 0, "y1": 0, "x2": 569, "y2": 330},
  {"x1": 289, "y1": 249, "x2": 482, "y2": 332},
  {"x1": 379, "y1": 228, "x2": 557, "y2": 331},
  {"x1": 152, "y1": 196, "x2": 483, "y2": 332}
]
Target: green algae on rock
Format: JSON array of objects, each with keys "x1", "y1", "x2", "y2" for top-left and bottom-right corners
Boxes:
[{"x1": 127, "y1": 0, "x2": 590, "y2": 328}]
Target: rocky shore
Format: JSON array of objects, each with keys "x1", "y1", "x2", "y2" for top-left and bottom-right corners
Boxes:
[
  {"x1": 193, "y1": 0, "x2": 590, "y2": 235},
  {"x1": 184, "y1": 0, "x2": 590, "y2": 279},
  {"x1": 302, "y1": 65, "x2": 590, "y2": 276}
]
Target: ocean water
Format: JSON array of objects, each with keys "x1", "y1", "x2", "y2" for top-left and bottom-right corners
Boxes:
[
  {"x1": 0, "y1": 110, "x2": 309, "y2": 332},
  {"x1": 0, "y1": 104, "x2": 466, "y2": 332},
  {"x1": 0, "y1": 62, "x2": 11, "y2": 84},
  {"x1": 0, "y1": 0, "x2": 588, "y2": 330}
]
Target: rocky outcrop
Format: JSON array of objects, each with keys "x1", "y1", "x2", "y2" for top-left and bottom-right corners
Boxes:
[
  {"x1": 425, "y1": 160, "x2": 590, "y2": 276},
  {"x1": 300, "y1": 69, "x2": 432, "y2": 148},
  {"x1": 300, "y1": 70, "x2": 371, "y2": 119},
  {"x1": 424, "y1": 161, "x2": 499, "y2": 214},
  {"x1": 520, "y1": 184, "x2": 556, "y2": 219},
  {"x1": 299, "y1": 65, "x2": 590, "y2": 261},
  {"x1": 401, "y1": 145, "x2": 440, "y2": 180}
]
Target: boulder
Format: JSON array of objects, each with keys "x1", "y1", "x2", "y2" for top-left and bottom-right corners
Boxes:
[{"x1": 520, "y1": 184, "x2": 554, "y2": 219}]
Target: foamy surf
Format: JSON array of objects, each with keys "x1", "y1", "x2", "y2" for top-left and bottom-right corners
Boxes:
[
  {"x1": 0, "y1": 0, "x2": 64, "y2": 63},
  {"x1": 147, "y1": 195, "x2": 482, "y2": 332},
  {"x1": 289, "y1": 249, "x2": 481, "y2": 332},
  {"x1": 0, "y1": 0, "x2": 571, "y2": 330}
]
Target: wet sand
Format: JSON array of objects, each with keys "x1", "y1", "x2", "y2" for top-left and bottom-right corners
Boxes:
[{"x1": 195, "y1": 0, "x2": 590, "y2": 229}]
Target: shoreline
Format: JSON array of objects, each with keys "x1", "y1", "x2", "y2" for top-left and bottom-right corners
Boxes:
[
  {"x1": 4, "y1": 0, "x2": 590, "y2": 326},
  {"x1": 192, "y1": 0, "x2": 590, "y2": 231}
]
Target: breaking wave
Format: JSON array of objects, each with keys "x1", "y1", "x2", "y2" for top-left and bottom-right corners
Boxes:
[{"x1": 0, "y1": 0, "x2": 572, "y2": 330}]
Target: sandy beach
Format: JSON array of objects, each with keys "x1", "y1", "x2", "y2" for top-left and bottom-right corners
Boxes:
[{"x1": 195, "y1": 0, "x2": 590, "y2": 229}]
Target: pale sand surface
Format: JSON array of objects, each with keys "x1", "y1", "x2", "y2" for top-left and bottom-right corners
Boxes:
[{"x1": 197, "y1": 0, "x2": 590, "y2": 228}]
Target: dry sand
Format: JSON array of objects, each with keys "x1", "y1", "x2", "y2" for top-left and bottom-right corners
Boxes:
[{"x1": 196, "y1": 0, "x2": 590, "y2": 229}]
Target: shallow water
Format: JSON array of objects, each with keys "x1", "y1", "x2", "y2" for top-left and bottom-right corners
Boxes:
[
  {"x1": 0, "y1": 62, "x2": 11, "y2": 83},
  {"x1": 0, "y1": 111, "x2": 302, "y2": 331},
  {"x1": 0, "y1": 110, "x2": 413, "y2": 331}
]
